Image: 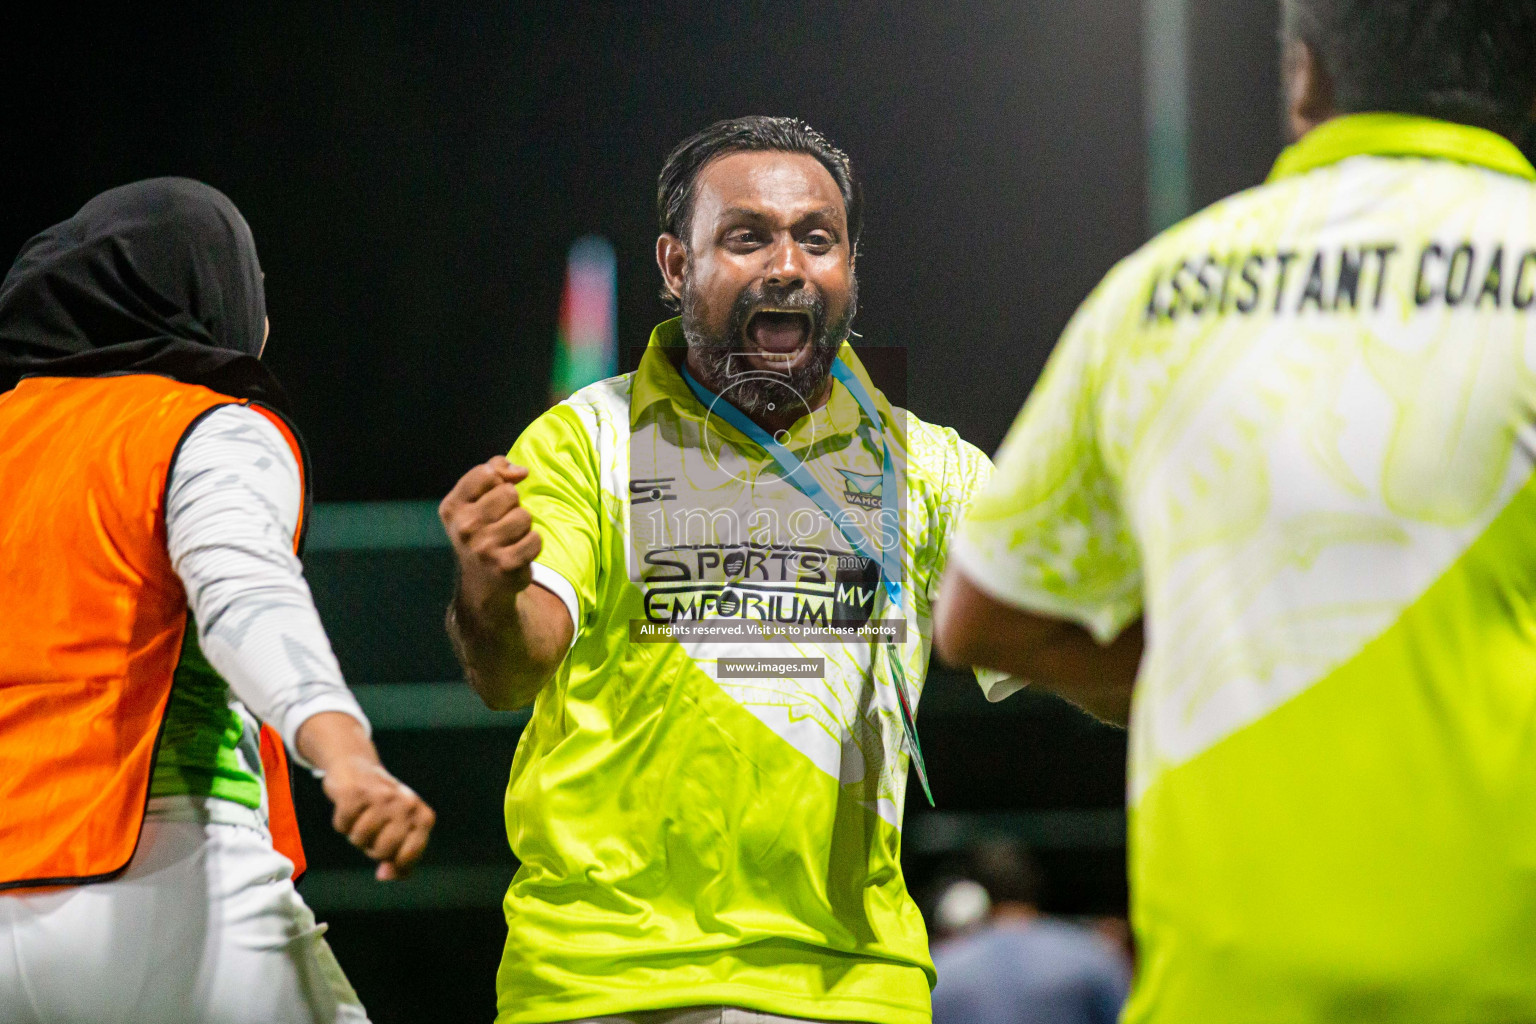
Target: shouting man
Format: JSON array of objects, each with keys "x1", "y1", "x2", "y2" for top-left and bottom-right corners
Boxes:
[{"x1": 441, "y1": 117, "x2": 1010, "y2": 1024}]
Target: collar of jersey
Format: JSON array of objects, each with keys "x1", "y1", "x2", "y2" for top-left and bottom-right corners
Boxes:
[
  {"x1": 630, "y1": 317, "x2": 875, "y2": 449},
  {"x1": 1268, "y1": 112, "x2": 1536, "y2": 183}
]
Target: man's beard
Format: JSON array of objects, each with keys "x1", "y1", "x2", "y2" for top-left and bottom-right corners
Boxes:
[{"x1": 680, "y1": 275, "x2": 857, "y2": 421}]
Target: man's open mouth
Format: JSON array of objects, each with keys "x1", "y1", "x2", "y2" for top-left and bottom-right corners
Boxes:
[{"x1": 744, "y1": 309, "x2": 814, "y2": 356}]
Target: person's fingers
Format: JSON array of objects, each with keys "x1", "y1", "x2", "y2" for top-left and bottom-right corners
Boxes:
[
  {"x1": 494, "y1": 530, "x2": 543, "y2": 580},
  {"x1": 477, "y1": 506, "x2": 534, "y2": 550},
  {"x1": 489, "y1": 457, "x2": 529, "y2": 484},
  {"x1": 346, "y1": 803, "x2": 391, "y2": 853},
  {"x1": 467, "y1": 481, "x2": 522, "y2": 526},
  {"x1": 365, "y1": 815, "x2": 412, "y2": 862},
  {"x1": 332, "y1": 803, "x2": 358, "y2": 836},
  {"x1": 387, "y1": 810, "x2": 435, "y2": 878},
  {"x1": 325, "y1": 760, "x2": 439, "y2": 880},
  {"x1": 443, "y1": 484, "x2": 519, "y2": 553},
  {"x1": 439, "y1": 459, "x2": 529, "y2": 523},
  {"x1": 365, "y1": 794, "x2": 434, "y2": 867},
  {"x1": 440, "y1": 463, "x2": 504, "y2": 516}
]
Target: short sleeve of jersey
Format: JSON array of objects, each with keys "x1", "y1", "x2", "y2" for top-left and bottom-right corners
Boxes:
[
  {"x1": 949, "y1": 299, "x2": 1143, "y2": 644},
  {"x1": 507, "y1": 404, "x2": 603, "y2": 629},
  {"x1": 911, "y1": 417, "x2": 994, "y2": 612},
  {"x1": 909, "y1": 418, "x2": 1022, "y2": 701}
]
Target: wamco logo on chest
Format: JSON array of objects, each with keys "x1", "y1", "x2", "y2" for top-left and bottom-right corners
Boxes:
[{"x1": 836, "y1": 469, "x2": 883, "y2": 510}]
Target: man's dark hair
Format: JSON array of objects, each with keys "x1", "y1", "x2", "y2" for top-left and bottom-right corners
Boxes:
[
  {"x1": 656, "y1": 116, "x2": 862, "y2": 295},
  {"x1": 1283, "y1": 0, "x2": 1536, "y2": 136},
  {"x1": 967, "y1": 840, "x2": 1043, "y2": 908}
]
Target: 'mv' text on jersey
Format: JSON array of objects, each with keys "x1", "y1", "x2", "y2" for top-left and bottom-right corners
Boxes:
[{"x1": 1143, "y1": 242, "x2": 1536, "y2": 324}]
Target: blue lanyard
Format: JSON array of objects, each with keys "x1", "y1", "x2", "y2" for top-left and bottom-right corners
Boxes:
[
  {"x1": 679, "y1": 358, "x2": 934, "y2": 805},
  {"x1": 681, "y1": 361, "x2": 902, "y2": 604}
]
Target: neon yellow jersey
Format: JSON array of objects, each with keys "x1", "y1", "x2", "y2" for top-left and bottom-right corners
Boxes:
[
  {"x1": 953, "y1": 114, "x2": 1536, "y2": 1022},
  {"x1": 496, "y1": 320, "x2": 1002, "y2": 1024}
]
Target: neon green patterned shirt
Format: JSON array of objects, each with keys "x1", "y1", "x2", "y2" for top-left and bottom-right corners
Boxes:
[
  {"x1": 953, "y1": 115, "x2": 1536, "y2": 1022},
  {"x1": 496, "y1": 320, "x2": 1001, "y2": 1024}
]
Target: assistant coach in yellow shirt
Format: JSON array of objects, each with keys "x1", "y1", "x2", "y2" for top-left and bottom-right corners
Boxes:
[{"x1": 939, "y1": 2, "x2": 1536, "y2": 1021}]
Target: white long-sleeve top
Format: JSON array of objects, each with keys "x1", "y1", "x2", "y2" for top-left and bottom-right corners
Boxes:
[{"x1": 164, "y1": 404, "x2": 370, "y2": 767}]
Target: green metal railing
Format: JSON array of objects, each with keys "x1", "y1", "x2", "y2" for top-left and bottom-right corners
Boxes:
[
  {"x1": 307, "y1": 500, "x2": 446, "y2": 552},
  {"x1": 350, "y1": 682, "x2": 528, "y2": 731}
]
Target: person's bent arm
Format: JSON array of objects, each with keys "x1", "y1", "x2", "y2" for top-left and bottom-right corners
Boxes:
[
  {"x1": 167, "y1": 405, "x2": 435, "y2": 880},
  {"x1": 934, "y1": 565, "x2": 1142, "y2": 727},
  {"x1": 441, "y1": 456, "x2": 575, "y2": 711}
]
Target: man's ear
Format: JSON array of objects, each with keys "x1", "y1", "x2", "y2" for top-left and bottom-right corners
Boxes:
[
  {"x1": 1284, "y1": 39, "x2": 1335, "y2": 142},
  {"x1": 656, "y1": 233, "x2": 688, "y2": 307}
]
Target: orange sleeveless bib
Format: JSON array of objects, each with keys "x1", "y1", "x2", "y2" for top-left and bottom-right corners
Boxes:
[{"x1": 0, "y1": 374, "x2": 308, "y2": 888}]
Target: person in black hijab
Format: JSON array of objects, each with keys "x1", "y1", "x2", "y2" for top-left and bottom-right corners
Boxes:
[
  {"x1": 0, "y1": 176, "x2": 287, "y2": 408},
  {"x1": 0, "y1": 180, "x2": 435, "y2": 1024}
]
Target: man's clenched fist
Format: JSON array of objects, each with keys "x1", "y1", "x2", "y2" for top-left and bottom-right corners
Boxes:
[
  {"x1": 439, "y1": 456, "x2": 543, "y2": 623},
  {"x1": 440, "y1": 455, "x2": 572, "y2": 710}
]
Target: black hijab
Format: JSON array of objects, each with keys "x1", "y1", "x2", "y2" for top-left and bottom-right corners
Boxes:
[{"x1": 0, "y1": 177, "x2": 291, "y2": 411}]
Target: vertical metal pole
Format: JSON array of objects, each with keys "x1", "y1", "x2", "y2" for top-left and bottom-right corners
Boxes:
[{"x1": 1145, "y1": 0, "x2": 1192, "y2": 236}]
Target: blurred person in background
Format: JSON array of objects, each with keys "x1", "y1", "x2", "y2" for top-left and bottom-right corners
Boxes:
[
  {"x1": 0, "y1": 179, "x2": 435, "y2": 1024},
  {"x1": 440, "y1": 116, "x2": 1016, "y2": 1024},
  {"x1": 930, "y1": 842, "x2": 1128, "y2": 1024},
  {"x1": 936, "y1": 2, "x2": 1536, "y2": 1021},
  {"x1": 928, "y1": 876, "x2": 994, "y2": 943}
]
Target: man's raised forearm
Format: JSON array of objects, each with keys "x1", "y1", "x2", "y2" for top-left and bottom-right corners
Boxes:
[
  {"x1": 449, "y1": 583, "x2": 571, "y2": 711},
  {"x1": 440, "y1": 457, "x2": 573, "y2": 712}
]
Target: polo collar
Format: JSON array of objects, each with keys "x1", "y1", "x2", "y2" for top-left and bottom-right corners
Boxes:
[
  {"x1": 630, "y1": 318, "x2": 695, "y2": 425},
  {"x1": 1268, "y1": 113, "x2": 1536, "y2": 184},
  {"x1": 630, "y1": 318, "x2": 878, "y2": 447}
]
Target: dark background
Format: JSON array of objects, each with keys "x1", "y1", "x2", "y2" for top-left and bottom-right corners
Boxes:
[
  {"x1": 0, "y1": 1, "x2": 1288, "y2": 496},
  {"x1": 4, "y1": 2, "x2": 1299, "y2": 1021}
]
